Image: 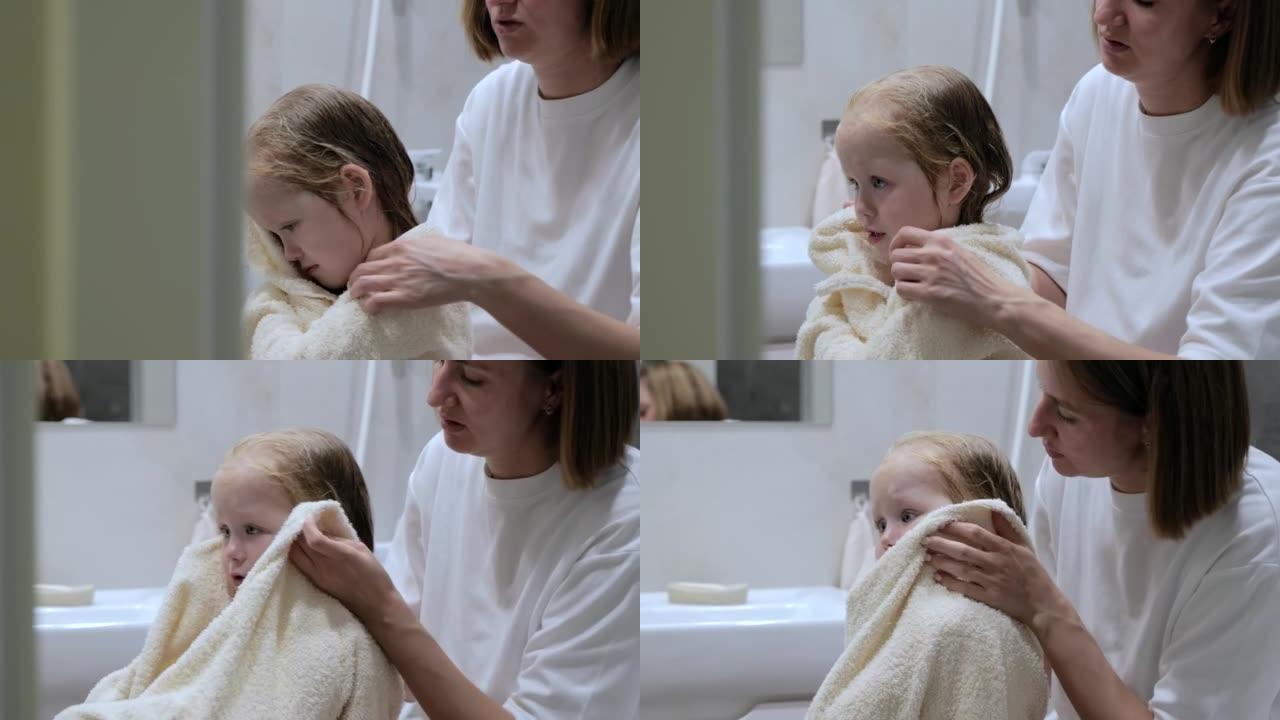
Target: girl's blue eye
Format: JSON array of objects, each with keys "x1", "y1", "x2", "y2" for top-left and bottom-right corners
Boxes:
[
  {"x1": 246, "y1": 526, "x2": 261, "y2": 535},
  {"x1": 900, "y1": 510, "x2": 917, "y2": 523},
  {"x1": 874, "y1": 518, "x2": 886, "y2": 533},
  {"x1": 871, "y1": 177, "x2": 887, "y2": 189},
  {"x1": 218, "y1": 526, "x2": 229, "y2": 538},
  {"x1": 282, "y1": 222, "x2": 297, "y2": 232}
]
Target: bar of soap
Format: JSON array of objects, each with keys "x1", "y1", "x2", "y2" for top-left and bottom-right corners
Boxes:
[
  {"x1": 667, "y1": 581, "x2": 749, "y2": 605},
  {"x1": 35, "y1": 584, "x2": 95, "y2": 607}
]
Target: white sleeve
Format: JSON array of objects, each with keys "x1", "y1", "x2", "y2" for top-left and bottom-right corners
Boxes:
[
  {"x1": 503, "y1": 517, "x2": 640, "y2": 720},
  {"x1": 628, "y1": 212, "x2": 640, "y2": 326},
  {"x1": 1018, "y1": 105, "x2": 1079, "y2": 294},
  {"x1": 1176, "y1": 171, "x2": 1280, "y2": 359},
  {"x1": 383, "y1": 456, "x2": 428, "y2": 617},
  {"x1": 1029, "y1": 464, "x2": 1058, "y2": 579},
  {"x1": 1149, "y1": 563, "x2": 1280, "y2": 718},
  {"x1": 425, "y1": 110, "x2": 477, "y2": 246}
]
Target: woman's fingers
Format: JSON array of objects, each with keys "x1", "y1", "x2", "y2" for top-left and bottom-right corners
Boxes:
[
  {"x1": 990, "y1": 511, "x2": 1030, "y2": 548},
  {"x1": 358, "y1": 289, "x2": 417, "y2": 315},
  {"x1": 890, "y1": 262, "x2": 931, "y2": 286},
  {"x1": 349, "y1": 273, "x2": 396, "y2": 301},
  {"x1": 888, "y1": 226, "x2": 930, "y2": 251},
  {"x1": 936, "y1": 520, "x2": 1004, "y2": 553}
]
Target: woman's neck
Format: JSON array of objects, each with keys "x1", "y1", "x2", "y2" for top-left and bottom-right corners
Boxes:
[
  {"x1": 485, "y1": 441, "x2": 557, "y2": 480},
  {"x1": 1134, "y1": 59, "x2": 1214, "y2": 117},
  {"x1": 533, "y1": 51, "x2": 622, "y2": 100},
  {"x1": 1109, "y1": 469, "x2": 1147, "y2": 494}
]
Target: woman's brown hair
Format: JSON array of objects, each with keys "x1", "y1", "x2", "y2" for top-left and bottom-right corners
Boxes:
[
  {"x1": 1056, "y1": 361, "x2": 1250, "y2": 540},
  {"x1": 532, "y1": 361, "x2": 637, "y2": 491},
  {"x1": 841, "y1": 65, "x2": 1013, "y2": 226},
  {"x1": 34, "y1": 361, "x2": 82, "y2": 422},
  {"x1": 247, "y1": 84, "x2": 418, "y2": 239},
  {"x1": 639, "y1": 361, "x2": 728, "y2": 422},
  {"x1": 889, "y1": 431, "x2": 1028, "y2": 523},
  {"x1": 462, "y1": 0, "x2": 639, "y2": 63},
  {"x1": 223, "y1": 428, "x2": 376, "y2": 550}
]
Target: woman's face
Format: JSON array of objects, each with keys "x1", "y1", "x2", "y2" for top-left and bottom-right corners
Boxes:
[
  {"x1": 1027, "y1": 362, "x2": 1148, "y2": 484},
  {"x1": 427, "y1": 361, "x2": 559, "y2": 467},
  {"x1": 638, "y1": 378, "x2": 656, "y2": 421},
  {"x1": 485, "y1": 0, "x2": 591, "y2": 66},
  {"x1": 1092, "y1": 0, "x2": 1224, "y2": 95},
  {"x1": 869, "y1": 449, "x2": 955, "y2": 559},
  {"x1": 835, "y1": 116, "x2": 950, "y2": 268},
  {"x1": 212, "y1": 458, "x2": 294, "y2": 598},
  {"x1": 245, "y1": 165, "x2": 383, "y2": 292}
]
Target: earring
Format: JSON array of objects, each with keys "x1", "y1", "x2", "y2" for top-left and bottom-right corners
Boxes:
[
  {"x1": 1209, "y1": 35, "x2": 1217, "y2": 45},
  {"x1": 543, "y1": 405, "x2": 555, "y2": 416}
]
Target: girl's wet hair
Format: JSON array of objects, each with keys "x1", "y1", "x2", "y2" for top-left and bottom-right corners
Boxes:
[
  {"x1": 888, "y1": 430, "x2": 1027, "y2": 522},
  {"x1": 845, "y1": 65, "x2": 1013, "y2": 226},
  {"x1": 247, "y1": 84, "x2": 418, "y2": 238},
  {"x1": 223, "y1": 428, "x2": 375, "y2": 550}
]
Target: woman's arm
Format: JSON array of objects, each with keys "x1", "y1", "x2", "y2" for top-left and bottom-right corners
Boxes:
[
  {"x1": 349, "y1": 231, "x2": 639, "y2": 359},
  {"x1": 922, "y1": 514, "x2": 1153, "y2": 720},
  {"x1": 289, "y1": 517, "x2": 512, "y2": 720},
  {"x1": 888, "y1": 229, "x2": 1176, "y2": 360}
]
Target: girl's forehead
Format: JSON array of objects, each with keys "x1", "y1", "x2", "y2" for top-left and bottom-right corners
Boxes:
[{"x1": 835, "y1": 121, "x2": 915, "y2": 173}]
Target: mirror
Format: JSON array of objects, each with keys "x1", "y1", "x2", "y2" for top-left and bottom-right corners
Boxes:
[
  {"x1": 640, "y1": 360, "x2": 832, "y2": 424},
  {"x1": 36, "y1": 361, "x2": 176, "y2": 426}
]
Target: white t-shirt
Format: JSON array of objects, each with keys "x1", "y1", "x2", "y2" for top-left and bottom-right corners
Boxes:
[
  {"x1": 1020, "y1": 64, "x2": 1280, "y2": 358},
  {"x1": 1030, "y1": 448, "x2": 1280, "y2": 719},
  {"x1": 426, "y1": 58, "x2": 640, "y2": 358},
  {"x1": 384, "y1": 433, "x2": 640, "y2": 720}
]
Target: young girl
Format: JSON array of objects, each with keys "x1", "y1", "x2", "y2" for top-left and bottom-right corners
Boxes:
[
  {"x1": 807, "y1": 431, "x2": 1047, "y2": 720},
  {"x1": 58, "y1": 428, "x2": 401, "y2": 720},
  {"x1": 244, "y1": 84, "x2": 471, "y2": 359},
  {"x1": 795, "y1": 66, "x2": 1031, "y2": 360}
]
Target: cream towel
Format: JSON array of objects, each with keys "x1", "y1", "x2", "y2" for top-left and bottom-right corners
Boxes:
[
  {"x1": 57, "y1": 501, "x2": 402, "y2": 720},
  {"x1": 807, "y1": 499, "x2": 1048, "y2": 720},
  {"x1": 795, "y1": 207, "x2": 1030, "y2": 359},
  {"x1": 244, "y1": 224, "x2": 472, "y2": 359}
]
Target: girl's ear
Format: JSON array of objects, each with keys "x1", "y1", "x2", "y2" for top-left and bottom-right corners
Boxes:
[
  {"x1": 340, "y1": 164, "x2": 375, "y2": 210},
  {"x1": 942, "y1": 157, "x2": 976, "y2": 211}
]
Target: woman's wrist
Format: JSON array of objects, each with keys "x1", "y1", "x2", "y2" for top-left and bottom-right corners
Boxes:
[
  {"x1": 990, "y1": 282, "x2": 1050, "y2": 340},
  {"x1": 467, "y1": 251, "x2": 528, "y2": 308},
  {"x1": 1030, "y1": 583, "x2": 1078, "y2": 643}
]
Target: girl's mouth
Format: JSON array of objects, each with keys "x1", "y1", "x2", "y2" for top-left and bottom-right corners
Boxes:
[
  {"x1": 231, "y1": 573, "x2": 245, "y2": 586},
  {"x1": 867, "y1": 231, "x2": 887, "y2": 244}
]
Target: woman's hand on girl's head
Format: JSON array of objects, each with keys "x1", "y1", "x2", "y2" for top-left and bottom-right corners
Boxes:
[
  {"x1": 348, "y1": 226, "x2": 519, "y2": 315},
  {"x1": 289, "y1": 515, "x2": 396, "y2": 623},
  {"x1": 888, "y1": 226, "x2": 1021, "y2": 328},
  {"x1": 922, "y1": 511, "x2": 1064, "y2": 632}
]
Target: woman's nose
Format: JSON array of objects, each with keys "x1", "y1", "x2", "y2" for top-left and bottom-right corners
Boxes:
[
  {"x1": 426, "y1": 364, "x2": 455, "y2": 408},
  {"x1": 1093, "y1": 0, "x2": 1123, "y2": 29},
  {"x1": 1027, "y1": 397, "x2": 1051, "y2": 438}
]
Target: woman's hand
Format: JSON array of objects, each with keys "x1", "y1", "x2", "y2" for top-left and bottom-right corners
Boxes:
[
  {"x1": 922, "y1": 511, "x2": 1064, "y2": 632},
  {"x1": 888, "y1": 227, "x2": 1028, "y2": 328},
  {"x1": 289, "y1": 516, "x2": 398, "y2": 623},
  {"x1": 348, "y1": 226, "x2": 522, "y2": 314}
]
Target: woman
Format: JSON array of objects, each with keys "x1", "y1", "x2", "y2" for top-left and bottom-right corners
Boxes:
[
  {"x1": 923, "y1": 361, "x2": 1280, "y2": 719},
  {"x1": 290, "y1": 361, "x2": 639, "y2": 720},
  {"x1": 888, "y1": 0, "x2": 1280, "y2": 359},
  {"x1": 348, "y1": 0, "x2": 640, "y2": 359}
]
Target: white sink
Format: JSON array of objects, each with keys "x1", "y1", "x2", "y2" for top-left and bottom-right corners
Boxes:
[
  {"x1": 760, "y1": 226, "x2": 822, "y2": 344},
  {"x1": 640, "y1": 586, "x2": 846, "y2": 720},
  {"x1": 36, "y1": 587, "x2": 166, "y2": 719}
]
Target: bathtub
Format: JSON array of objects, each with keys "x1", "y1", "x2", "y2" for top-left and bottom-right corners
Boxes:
[{"x1": 640, "y1": 586, "x2": 846, "y2": 720}]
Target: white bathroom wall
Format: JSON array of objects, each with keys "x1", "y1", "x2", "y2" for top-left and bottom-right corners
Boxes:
[
  {"x1": 762, "y1": 0, "x2": 1099, "y2": 228},
  {"x1": 35, "y1": 361, "x2": 441, "y2": 590},
  {"x1": 640, "y1": 360, "x2": 1047, "y2": 591}
]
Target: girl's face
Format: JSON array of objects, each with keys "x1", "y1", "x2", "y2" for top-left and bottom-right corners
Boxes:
[
  {"x1": 485, "y1": 0, "x2": 591, "y2": 67},
  {"x1": 639, "y1": 379, "x2": 656, "y2": 421},
  {"x1": 246, "y1": 164, "x2": 388, "y2": 293},
  {"x1": 427, "y1": 361, "x2": 560, "y2": 471},
  {"x1": 869, "y1": 448, "x2": 956, "y2": 559},
  {"x1": 1092, "y1": 0, "x2": 1224, "y2": 96},
  {"x1": 1027, "y1": 362, "x2": 1148, "y2": 485},
  {"x1": 212, "y1": 458, "x2": 294, "y2": 598},
  {"x1": 835, "y1": 117, "x2": 952, "y2": 268}
]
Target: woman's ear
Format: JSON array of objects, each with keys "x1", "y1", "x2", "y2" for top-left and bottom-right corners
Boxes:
[
  {"x1": 542, "y1": 369, "x2": 564, "y2": 414},
  {"x1": 340, "y1": 164, "x2": 375, "y2": 210},
  {"x1": 1209, "y1": 0, "x2": 1235, "y2": 39},
  {"x1": 942, "y1": 157, "x2": 976, "y2": 211}
]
